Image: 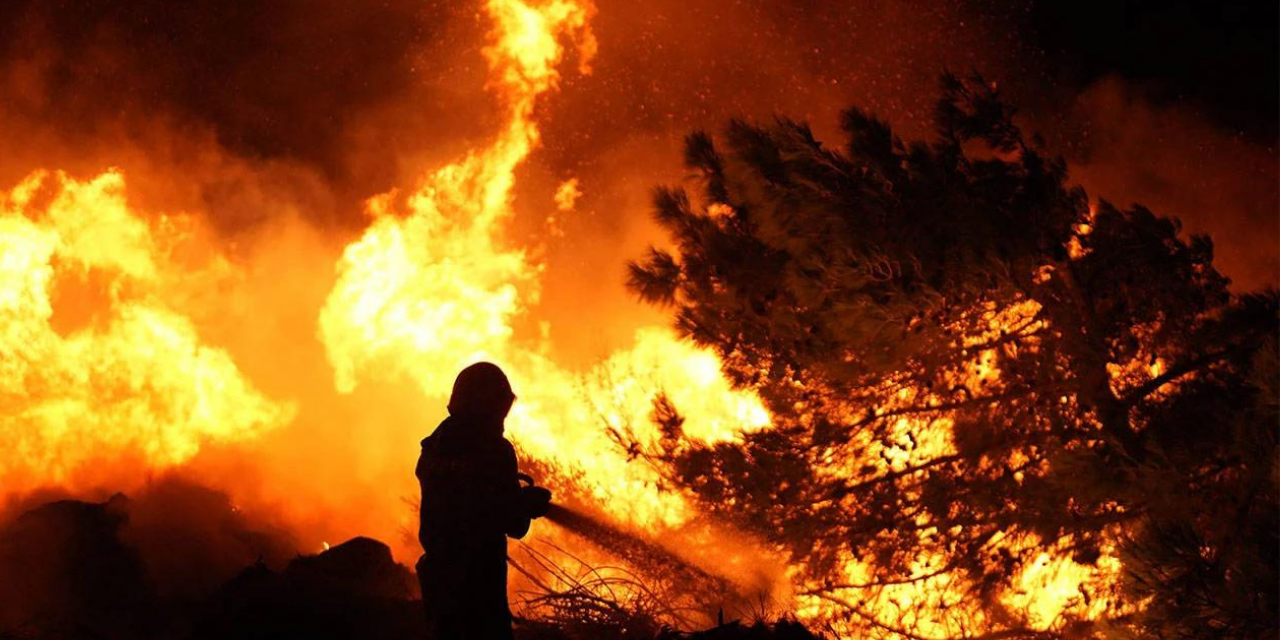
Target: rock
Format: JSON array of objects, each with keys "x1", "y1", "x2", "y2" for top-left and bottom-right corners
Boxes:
[
  {"x1": 284, "y1": 536, "x2": 417, "y2": 600},
  {"x1": 195, "y1": 537, "x2": 423, "y2": 640},
  {"x1": 0, "y1": 495, "x2": 159, "y2": 639}
]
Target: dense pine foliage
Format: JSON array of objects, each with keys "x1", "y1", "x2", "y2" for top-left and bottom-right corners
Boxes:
[{"x1": 626, "y1": 74, "x2": 1277, "y2": 639}]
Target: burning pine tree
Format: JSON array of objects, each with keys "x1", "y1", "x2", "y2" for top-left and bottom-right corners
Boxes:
[{"x1": 626, "y1": 75, "x2": 1278, "y2": 640}]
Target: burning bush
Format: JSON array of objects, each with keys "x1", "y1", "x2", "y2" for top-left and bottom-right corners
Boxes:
[{"x1": 626, "y1": 74, "x2": 1279, "y2": 639}]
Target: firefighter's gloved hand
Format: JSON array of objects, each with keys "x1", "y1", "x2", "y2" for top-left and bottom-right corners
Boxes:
[
  {"x1": 522, "y1": 485, "x2": 552, "y2": 519},
  {"x1": 517, "y1": 473, "x2": 553, "y2": 519}
]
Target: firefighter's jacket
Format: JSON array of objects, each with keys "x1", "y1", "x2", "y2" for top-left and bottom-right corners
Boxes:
[{"x1": 415, "y1": 414, "x2": 526, "y2": 635}]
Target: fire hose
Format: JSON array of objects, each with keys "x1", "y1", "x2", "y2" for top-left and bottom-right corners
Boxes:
[{"x1": 513, "y1": 473, "x2": 734, "y2": 602}]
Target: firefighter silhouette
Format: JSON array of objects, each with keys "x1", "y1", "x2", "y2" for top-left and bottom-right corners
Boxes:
[{"x1": 416, "y1": 363, "x2": 552, "y2": 640}]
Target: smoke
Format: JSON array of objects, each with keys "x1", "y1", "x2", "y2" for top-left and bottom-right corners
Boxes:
[
  {"x1": 0, "y1": 0, "x2": 490, "y2": 234},
  {"x1": 1034, "y1": 76, "x2": 1279, "y2": 290},
  {"x1": 2, "y1": 0, "x2": 1268, "y2": 279}
]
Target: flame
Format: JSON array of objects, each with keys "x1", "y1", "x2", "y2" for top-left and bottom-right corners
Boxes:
[
  {"x1": 318, "y1": 0, "x2": 766, "y2": 533},
  {"x1": 0, "y1": 169, "x2": 294, "y2": 493}
]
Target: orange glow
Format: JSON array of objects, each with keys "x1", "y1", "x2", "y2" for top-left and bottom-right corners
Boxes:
[{"x1": 0, "y1": 1, "x2": 1155, "y2": 636}]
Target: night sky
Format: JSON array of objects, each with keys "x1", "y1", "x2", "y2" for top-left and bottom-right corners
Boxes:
[{"x1": 1030, "y1": 0, "x2": 1277, "y2": 140}]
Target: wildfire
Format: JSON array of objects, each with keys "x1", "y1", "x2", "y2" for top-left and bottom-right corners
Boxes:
[
  {"x1": 0, "y1": 170, "x2": 294, "y2": 494},
  {"x1": 1, "y1": 0, "x2": 1150, "y2": 637}
]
